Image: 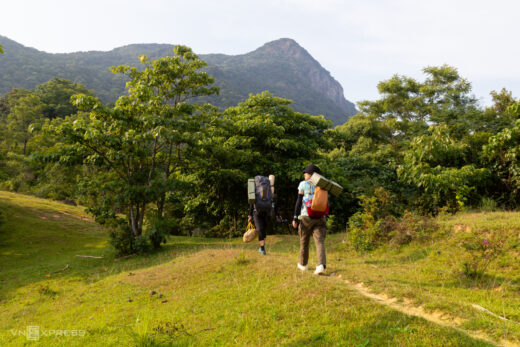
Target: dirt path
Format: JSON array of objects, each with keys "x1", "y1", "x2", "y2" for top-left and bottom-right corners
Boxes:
[{"x1": 331, "y1": 273, "x2": 517, "y2": 347}]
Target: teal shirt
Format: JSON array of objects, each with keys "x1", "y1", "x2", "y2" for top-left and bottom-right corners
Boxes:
[{"x1": 298, "y1": 180, "x2": 315, "y2": 217}]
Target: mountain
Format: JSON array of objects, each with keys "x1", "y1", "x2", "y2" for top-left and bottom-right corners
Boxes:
[{"x1": 0, "y1": 36, "x2": 357, "y2": 125}]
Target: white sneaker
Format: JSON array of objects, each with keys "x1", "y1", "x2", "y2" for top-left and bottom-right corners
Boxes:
[
  {"x1": 297, "y1": 263, "x2": 308, "y2": 271},
  {"x1": 314, "y1": 264, "x2": 325, "y2": 275}
]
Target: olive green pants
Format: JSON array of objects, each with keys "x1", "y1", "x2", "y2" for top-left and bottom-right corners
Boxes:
[{"x1": 298, "y1": 216, "x2": 327, "y2": 267}]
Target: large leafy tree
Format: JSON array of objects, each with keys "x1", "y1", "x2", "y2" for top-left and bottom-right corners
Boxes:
[
  {"x1": 483, "y1": 103, "x2": 520, "y2": 206},
  {"x1": 183, "y1": 91, "x2": 332, "y2": 236},
  {"x1": 358, "y1": 65, "x2": 482, "y2": 139},
  {"x1": 36, "y1": 78, "x2": 93, "y2": 119},
  {"x1": 7, "y1": 92, "x2": 45, "y2": 155},
  {"x1": 398, "y1": 124, "x2": 490, "y2": 213},
  {"x1": 43, "y1": 46, "x2": 218, "y2": 251}
]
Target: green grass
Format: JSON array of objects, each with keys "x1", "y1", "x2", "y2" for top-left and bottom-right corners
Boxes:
[
  {"x1": 0, "y1": 191, "x2": 513, "y2": 346},
  {"x1": 325, "y1": 212, "x2": 520, "y2": 345}
]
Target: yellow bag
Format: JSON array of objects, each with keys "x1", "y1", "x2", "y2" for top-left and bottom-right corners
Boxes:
[{"x1": 243, "y1": 221, "x2": 258, "y2": 243}]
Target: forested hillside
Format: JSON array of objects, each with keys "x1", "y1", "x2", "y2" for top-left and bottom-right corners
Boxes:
[
  {"x1": 0, "y1": 36, "x2": 356, "y2": 125},
  {"x1": 0, "y1": 41, "x2": 519, "y2": 262}
]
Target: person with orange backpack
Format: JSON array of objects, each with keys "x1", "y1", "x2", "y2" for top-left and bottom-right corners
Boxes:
[{"x1": 292, "y1": 164, "x2": 328, "y2": 275}]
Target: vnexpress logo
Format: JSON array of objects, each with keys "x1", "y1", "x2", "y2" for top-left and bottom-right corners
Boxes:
[
  {"x1": 10, "y1": 326, "x2": 86, "y2": 341},
  {"x1": 26, "y1": 326, "x2": 40, "y2": 341}
]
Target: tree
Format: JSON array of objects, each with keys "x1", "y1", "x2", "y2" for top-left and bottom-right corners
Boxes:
[
  {"x1": 483, "y1": 114, "x2": 520, "y2": 207},
  {"x1": 182, "y1": 91, "x2": 332, "y2": 236},
  {"x1": 43, "y1": 46, "x2": 218, "y2": 252},
  {"x1": 36, "y1": 78, "x2": 93, "y2": 119},
  {"x1": 398, "y1": 124, "x2": 490, "y2": 213},
  {"x1": 357, "y1": 65, "x2": 482, "y2": 139},
  {"x1": 7, "y1": 92, "x2": 44, "y2": 155}
]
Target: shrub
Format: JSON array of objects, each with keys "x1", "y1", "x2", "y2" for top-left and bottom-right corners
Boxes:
[
  {"x1": 348, "y1": 188, "x2": 396, "y2": 251},
  {"x1": 348, "y1": 210, "x2": 380, "y2": 251},
  {"x1": 479, "y1": 197, "x2": 498, "y2": 212},
  {"x1": 389, "y1": 211, "x2": 439, "y2": 246},
  {"x1": 459, "y1": 229, "x2": 508, "y2": 279},
  {"x1": 109, "y1": 225, "x2": 150, "y2": 256},
  {"x1": 147, "y1": 218, "x2": 173, "y2": 249}
]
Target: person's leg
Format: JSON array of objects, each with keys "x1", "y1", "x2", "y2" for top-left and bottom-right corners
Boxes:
[
  {"x1": 253, "y1": 212, "x2": 266, "y2": 254},
  {"x1": 258, "y1": 213, "x2": 270, "y2": 247},
  {"x1": 299, "y1": 217, "x2": 311, "y2": 267},
  {"x1": 312, "y1": 217, "x2": 327, "y2": 272}
]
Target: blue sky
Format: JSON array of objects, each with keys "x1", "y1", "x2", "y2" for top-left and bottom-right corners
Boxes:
[{"x1": 1, "y1": 0, "x2": 519, "y2": 107}]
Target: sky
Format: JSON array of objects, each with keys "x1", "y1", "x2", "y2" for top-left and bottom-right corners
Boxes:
[{"x1": 1, "y1": 0, "x2": 519, "y2": 107}]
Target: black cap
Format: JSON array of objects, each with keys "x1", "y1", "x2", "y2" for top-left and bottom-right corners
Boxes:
[{"x1": 303, "y1": 164, "x2": 320, "y2": 175}]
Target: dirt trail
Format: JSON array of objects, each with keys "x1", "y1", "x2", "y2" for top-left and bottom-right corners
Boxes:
[{"x1": 333, "y1": 274, "x2": 518, "y2": 347}]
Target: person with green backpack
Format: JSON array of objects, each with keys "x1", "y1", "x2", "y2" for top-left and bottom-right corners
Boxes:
[
  {"x1": 248, "y1": 175, "x2": 280, "y2": 255},
  {"x1": 292, "y1": 164, "x2": 328, "y2": 275}
]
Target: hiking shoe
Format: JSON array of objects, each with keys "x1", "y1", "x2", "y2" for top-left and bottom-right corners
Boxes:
[
  {"x1": 297, "y1": 263, "x2": 308, "y2": 271},
  {"x1": 259, "y1": 247, "x2": 266, "y2": 255},
  {"x1": 314, "y1": 264, "x2": 325, "y2": 275}
]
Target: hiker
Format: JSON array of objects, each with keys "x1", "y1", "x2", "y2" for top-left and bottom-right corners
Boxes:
[
  {"x1": 292, "y1": 164, "x2": 327, "y2": 275},
  {"x1": 248, "y1": 175, "x2": 280, "y2": 255}
]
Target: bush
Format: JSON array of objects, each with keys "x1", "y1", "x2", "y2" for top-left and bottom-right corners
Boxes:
[
  {"x1": 389, "y1": 211, "x2": 439, "y2": 246},
  {"x1": 109, "y1": 225, "x2": 150, "y2": 256},
  {"x1": 348, "y1": 211, "x2": 380, "y2": 252},
  {"x1": 348, "y1": 188, "x2": 396, "y2": 251},
  {"x1": 459, "y1": 229, "x2": 508, "y2": 279},
  {"x1": 479, "y1": 197, "x2": 498, "y2": 212},
  {"x1": 109, "y1": 225, "x2": 136, "y2": 256},
  {"x1": 147, "y1": 218, "x2": 174, "y2": 249}
]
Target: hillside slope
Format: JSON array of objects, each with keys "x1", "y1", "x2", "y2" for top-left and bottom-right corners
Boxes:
[
  {"x1": 1, "y1": 191, "x2": 517, "y2": 346},
  {"x1": 0, "y1": 36, "x2": 356, "y2": 125}
]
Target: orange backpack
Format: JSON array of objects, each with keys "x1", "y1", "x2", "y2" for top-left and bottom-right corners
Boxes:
[{"x1": 305, "y1": 186, "x2": 329, "y2": 217}]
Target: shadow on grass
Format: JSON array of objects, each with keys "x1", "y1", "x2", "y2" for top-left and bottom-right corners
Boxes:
[
  {"x1": 283, "y1": 310, "x2": 493, "y2": 347},
  {"x1": 397, "y1": 248, "x2": 430, "y2": 263},
  {"x1": 451, "y1": 272, "x2": 514, "y2": 290},
  {"x1": 0, "y1": 234, "x2": 298, "y2": 300}
]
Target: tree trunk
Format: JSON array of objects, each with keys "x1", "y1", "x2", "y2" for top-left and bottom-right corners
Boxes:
[{"x1": 129, "y1": 203, "x2": 140, "y2": 236}]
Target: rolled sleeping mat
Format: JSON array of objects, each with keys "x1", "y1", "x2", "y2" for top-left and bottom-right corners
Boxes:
[
  {"x1": 248, "y1": 178, "x2": 256, "y2": 204},
  {"x1": 269, "y1": 175, "x2": 275, "y2": 195},
  {"x1": 309, "y1": 173, "x2": 343, "y2": 196}
]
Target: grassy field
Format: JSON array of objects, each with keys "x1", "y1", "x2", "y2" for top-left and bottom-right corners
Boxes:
[{"x1": 0, "y1": 191, "x2": 518, "y2": 346}]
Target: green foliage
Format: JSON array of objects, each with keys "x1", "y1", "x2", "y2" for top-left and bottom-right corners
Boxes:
[
  {"x1": 7, "y1": 92, "x2": 44, "y2": 155},
  {"x1": 348, "y1": 188, "x2": 396, "y2": 251},
  {"x1": 2, "y1": 50, "x2": 520, "y2": 244},
  {"x1": 108, "y1": 225, "x2": 131, "y2": 255},
  {"x1": 35, "y1": 77, "x2": 93, "y2": 119},
  {"x1": 357, "y1": 65, "x2": 481, "y2": 138},
  {"x1": 483, "y1": 118, "x2": 520, "y2": 207},
  {"x1": 184, "y1": 91, "x2": 332, "y2": 236},
  {"x1": 146, "y1": 218, "x2": 174, "y2": 249},
  {"x1": 40, "y1": 46, "x2": 218, "y2": 254},
  {"x1": 475, "y1": 89, "x2": 518, "y2": 133},
  {"x1": 398, "y1": 124, "x2": 490, "y2": 213},
  {"x1": 0, "y1": 152, "x2": 32, "y2": 191},
  {"x1": 459, "y1": 229, "x2": 509, "y2": 279},
  {"x1": 388, "y1": 211, "x2": 439, "y2": 246}
]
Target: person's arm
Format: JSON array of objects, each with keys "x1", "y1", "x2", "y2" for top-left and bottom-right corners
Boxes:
[
  {"x1": 292, "y1": 192, "x2": 304, "y2": 228},
  {"x1": 248, "y1": 204, "x2": 254, "y2": 222}
]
